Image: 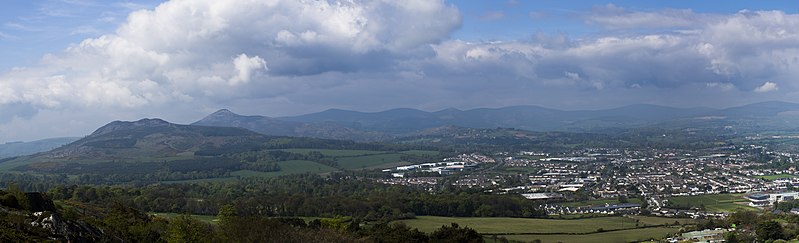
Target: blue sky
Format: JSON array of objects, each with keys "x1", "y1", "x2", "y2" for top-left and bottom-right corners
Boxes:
[
  {"x1": 1, "y1": 0, "x2": 799, "y2": 141},
  {"x1": 3, "y1": 1, "x2": 795, "y2": 71},
  {"x1": 0, "y1": 1, "x2": 162, "y2": 71}
]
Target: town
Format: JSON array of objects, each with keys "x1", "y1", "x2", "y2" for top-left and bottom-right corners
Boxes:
[{"x1": 375, "y1": 141, "x2": 799, "y2": 241}]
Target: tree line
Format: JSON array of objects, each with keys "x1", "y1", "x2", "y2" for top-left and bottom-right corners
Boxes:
[
  {"x1": 0, "y1": 187, "x2": 486, "y2": 242},
  {"x1": 37, "y1": 173, "x2": 544, "y2": 221}
]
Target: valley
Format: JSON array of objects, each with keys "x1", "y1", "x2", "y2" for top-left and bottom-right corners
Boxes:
[
  {"x1": 5, "y1": 102, "x2": 799, "y2": 242},
  {"x1": 3, "y1": 1, "x2": 798, "y2": 241}
]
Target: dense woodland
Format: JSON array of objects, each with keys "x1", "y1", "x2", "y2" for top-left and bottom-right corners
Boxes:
[
  {"x1": 39, "y1": 174, "x2": 546, "y2": 220},
  {"x1": 0, "y1": 187, "x2": 486, "y2": 242}
]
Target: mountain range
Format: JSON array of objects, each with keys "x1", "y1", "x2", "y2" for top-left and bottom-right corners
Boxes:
[
  {"x1": 194, "y1": 101, "x2": 799, "y2": 141},
  {"x1": 0, "y1": 137, "x2": 78, "y2": 159},
  {"x1": 44, "y1": 118, "x2": 270, "y2": 160},
  {"x1": 2, "y1": 101, "x2": 799, "y2": 182},
  {"x1": 193, "y1": 109, "x2": 390, "y2": 142},
  {"x1": 0, "y1": 117, "x2": 376, "y2": 174},
  {"x1": 6, "y1": 101, "x2": 799, "y2": 161},
  {"x1": 0, "y1": 118, "x2": 265, "y2": 172}
]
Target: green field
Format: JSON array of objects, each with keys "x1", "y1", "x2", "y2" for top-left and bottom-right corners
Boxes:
[
  {"x1": 667, "y1": 194, "x2": 757, "y2": 212},
  {"x1": 279, "y1": 149, "x2": 386, "y2": 157},
  {"x1": 279, "y1": 149, "x2": 439, "y2": 170},
  {"x1": 336, "y1": 153, "x2": 407, "y2": 170},
  {"x1": 232, "y1": 160, "x2": 338, "y2": 178},
  {"x1": 628, "y1": 215, "x2": 696, "y2": 226},
  {"x1": 559, "y1": 198, "x2": 643, "y2": 208},
  {"x1": 399, "y1": 150, "x2": 440, "y2": 156},
  {"x1": 361, "y1": 161, "x2": 413, "y2": 170},
  {"x1": 500, "y1": 226, "x2": 682, "y2": 243},
  {"x1": 397, "y1": 216, "x2": 642, "y2": 234},
  {"x1": 755, "y1": 174, "x2": 797, "y2": 180},
  {"x1": 399, "y1": 216, "x2": 689, "y2": 243},
  {"x1": 163, "y1": 160, "x2": 339, "y2": 183}
]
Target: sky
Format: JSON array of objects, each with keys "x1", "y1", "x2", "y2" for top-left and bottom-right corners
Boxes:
[{"x1": 1, "y1": 0, "x2": 799, "y2": 142}]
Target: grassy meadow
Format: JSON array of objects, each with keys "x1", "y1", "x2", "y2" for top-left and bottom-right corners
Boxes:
[
  {"x1": 399, "y1": 216, "x2": 692, "y2": 243},
  {"x1": 279, "y1": 149, "x2": 440, "y2": 170},
  {"x1": 754, "y1": 174, "x2": 796, "y2": 181},
  {"x1": 666, "y1": 193, "x2": 757, "y2": 212}
]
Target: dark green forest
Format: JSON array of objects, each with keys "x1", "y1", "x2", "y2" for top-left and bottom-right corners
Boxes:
[{"x1": 0, "y1": 186, "x2": 486, "y2": 242}]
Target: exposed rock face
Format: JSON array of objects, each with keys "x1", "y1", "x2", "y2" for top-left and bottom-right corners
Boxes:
[
  {"x1": 30, "y1": 211, "x2": 107, "y2": 242},
  {"x1": 1, "y1": 191, "x2": 108, "y2": 241}
]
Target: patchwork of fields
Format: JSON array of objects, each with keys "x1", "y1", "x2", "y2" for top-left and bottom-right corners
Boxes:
[
  {"x1": 155, "y1": 149, "x2": 440, "y2": 183},
  {"x1": 147, "y1": 213, "x2": 689, "y2": 243},
  {"x1": 231, "y1": 160, "x2": 339, "y2": 178},
  {"x1": 164, "y1": 149, "x2": 439, "y2": 182},
  {"x1": 277, "y1": 149, "x2": 438, "y2": 171}
]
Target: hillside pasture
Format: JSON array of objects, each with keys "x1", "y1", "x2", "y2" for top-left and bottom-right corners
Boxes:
[
  {"x1": 399, "y1": 150, "x2": 440, "y2": 156},
  {"x1": 336, "y1": 153, "x2": 406, "y2": 170},
  {"x1": 397, "y1": 216, "x2": 640, "y2": 234},
  {"x1": 499, "y1": 227, "x2": 682, "y2": 243},
  {"x1": 279, "y1": 149, "x2": 385, "y2": 157},
  {"x1": 666, "y1": 193, "x2": 757, "y2": 212},
  {"x1": 232, "y1": 160, "x2": 338, "y2": 178},
  {"x1": 400, "y1": 216, "x2": 689, "y2": 243},
  {"x1": 278, "y1": 149, "x2": 439, "y2": 170}
]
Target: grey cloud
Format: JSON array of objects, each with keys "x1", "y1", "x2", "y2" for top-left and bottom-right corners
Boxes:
[
  {"x1": 0, "y1": 103, "x2": 38, "y2": 123},
  {"x1": 426, "y1": 10, "x2": 799, "y2": 93},
  {"x1": 4, "y1": 2, "x2": 799, "y2": 142}
]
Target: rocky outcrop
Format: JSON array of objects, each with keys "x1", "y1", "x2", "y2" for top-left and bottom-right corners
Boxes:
[
  {"x1": 30, "y1": 211, "x2": 107, "y2": 242},
  {"x1": 1, "y1": 191, "x2": 109, "y2": 242}
]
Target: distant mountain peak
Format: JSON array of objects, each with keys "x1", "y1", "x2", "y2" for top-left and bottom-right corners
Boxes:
[
  {"x1": 194, "y1": 109, "x2": 270, "y2": 127},
  {"x1": 211, "y1": 109, "x2": 237, "y2": 116},
  {"x1": 437, "y1": 108, "x2": 462, "y2": 112},
  {"x1": 202, "y1": 109, "x2": 246, "y2": 120},
  {"x1": 133, "y1": 118, "x2": 171, "y2": 125},
  {"x1": 91, "y1": 118, "x2": 173, "y2": 136}
]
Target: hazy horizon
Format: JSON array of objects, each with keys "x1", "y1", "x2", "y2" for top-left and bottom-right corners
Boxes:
[
  {"x1": 5, "y1": 100, "x2": 797, "y2": 143},
  {"x1": 2, "y1": 0, "x2": 799, "y2": 142}
]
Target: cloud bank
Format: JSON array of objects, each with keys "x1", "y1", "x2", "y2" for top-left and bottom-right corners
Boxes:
[
  {"x1": 2, "y1": 1, "x2": 799, "y2": 141},
  {"x1": 0, "y1": 0, "x2": 461, "y2": 110}
]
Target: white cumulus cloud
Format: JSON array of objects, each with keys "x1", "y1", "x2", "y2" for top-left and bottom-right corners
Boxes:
[
  {"x1": 423, "y1": 10, "x2": 799, "y2": 94},
  {"x1": 754, "y1": 82, "x2": 778, "y2": 93},
  {"x1": 0, "y1": 0, "x2": 461, "y2": 110},
  {"x1": 5, "y1": 2, "x2": 799, "y2": 142},
  {"x1": 230, "y1": 54, "x2": 267, "y2": 85}
]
